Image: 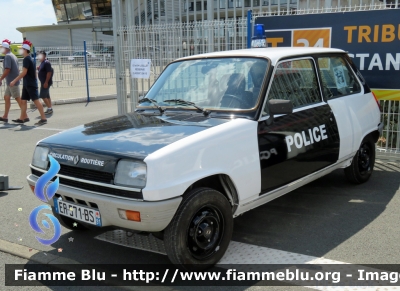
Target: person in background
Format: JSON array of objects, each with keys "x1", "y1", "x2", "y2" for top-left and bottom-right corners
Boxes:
[
  {"x1": 10, "y1": 40, "x2": 47, "y2": 125},
  {"x1": 189, "y1": 40, "x2": 194, "y2": 56},
  {"x1": 37, "y1": 50, "x2": 54, "y2": 115},
  {"x1": 0, "y1": 39, "x2": 22, "y2": 123}
]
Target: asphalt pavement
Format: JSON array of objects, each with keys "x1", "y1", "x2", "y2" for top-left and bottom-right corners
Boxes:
[{"x1": 0, "y1": 100, "x2": 399, "y2": 290}]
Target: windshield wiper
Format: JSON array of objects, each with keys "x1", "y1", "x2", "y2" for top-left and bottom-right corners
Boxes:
[
  {"x1": 138, "y1": 97, "x2": 164, "y2": 114},
  {"x1": 163, "y1": 99, "x2": 210, "y2": 116}
]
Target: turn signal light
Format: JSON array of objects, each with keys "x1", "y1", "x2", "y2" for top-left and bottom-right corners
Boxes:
[
  {"x1": 118, "y1": 209, "x2": 141, "y2": 222},
  {"x1": 126, "y1": 211, "x2": 141, "y2": 222},
  {"x1": 29, "y1": 185, "x2": 35, "y2": 193}
]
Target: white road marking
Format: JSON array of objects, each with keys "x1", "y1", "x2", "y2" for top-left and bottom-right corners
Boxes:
[
  {"x1": 32, "y1": 127, "x2": 65, "y2": 131},
  {"x1": 0, "y1": 124, "x2": 64, "y2": 131}
]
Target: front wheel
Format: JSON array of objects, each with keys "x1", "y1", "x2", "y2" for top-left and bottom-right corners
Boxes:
[
  {"x1": 344, "y1": 136, "x2": 376, "y2": 184},
  {"x1": 164, "y1": 187, "x2": 233, "y2": 271}
]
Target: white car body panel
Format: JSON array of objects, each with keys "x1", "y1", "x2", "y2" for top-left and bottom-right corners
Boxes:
[
  {"x1": 143, "y1": 118, "x2": 261, "y2": 202},
  {"x1": 329, "y1": 91, "x2": 380, "y2": 159}
]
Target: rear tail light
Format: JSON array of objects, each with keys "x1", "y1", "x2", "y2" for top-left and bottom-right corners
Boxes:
[{"x1": 372, "y1": 92, "x2": 381, "y2": 111}]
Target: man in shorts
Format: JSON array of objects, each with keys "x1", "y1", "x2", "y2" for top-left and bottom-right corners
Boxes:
[
  {"x1": 10, "y1": 40, "x2": 47, "y2": 125},
  {"x1": 0, "y1": 39, "x2": 22, "y2": 123},
  {"x1": 37, "y1": 51, "x2": 53, "y2": 115}
]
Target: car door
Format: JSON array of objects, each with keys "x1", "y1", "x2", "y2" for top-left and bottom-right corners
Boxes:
[
  {"x1": 258, "y1": 57, "x2": 340, "y2": 194},
  {"x1": 316, "y1": 54, "x2": 379, "y2": 160}
]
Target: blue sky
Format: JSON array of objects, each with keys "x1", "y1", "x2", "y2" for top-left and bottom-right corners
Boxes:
[{"x1": 0, "y1": 0, "x2": 56, "y2": 43}]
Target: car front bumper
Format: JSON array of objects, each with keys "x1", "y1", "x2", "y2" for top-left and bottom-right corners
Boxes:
[{"x1": 27, "y1": 174, "x2": 182, "y2": 232}]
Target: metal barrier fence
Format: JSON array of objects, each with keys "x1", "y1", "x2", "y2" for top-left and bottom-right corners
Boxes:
[
  {"x1": 0, "y1": 42, "x2": 117, "y2": 102},
  {"x1": 377, "y1": 100, "x2": 400, "y2": 161},
  {"x1": 253, "y1": 3, "x2": 398, "y2": 16},
  {"x1": 117, "y1": 18, "x2": 248, "y2": 113}
]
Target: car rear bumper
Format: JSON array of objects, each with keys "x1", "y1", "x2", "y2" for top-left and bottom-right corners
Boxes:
[{"x1": 27, "y1": 174, "x2": 181, "y2": 232}]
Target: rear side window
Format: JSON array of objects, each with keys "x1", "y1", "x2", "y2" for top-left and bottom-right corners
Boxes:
[
  {"x1": 266, "y1": 58, "x2": 321, "y2": 112},
  {"x1": 317, "y1": 56, "x2": 361, "y2": 99}
]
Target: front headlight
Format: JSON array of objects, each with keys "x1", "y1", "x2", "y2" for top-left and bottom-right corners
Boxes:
[
  {"x1": 32, "y1": 146, "x2": 49, "y2": 169},
  {"x1": 115, "y1": 160, "x2": 147, "y2": 188}
]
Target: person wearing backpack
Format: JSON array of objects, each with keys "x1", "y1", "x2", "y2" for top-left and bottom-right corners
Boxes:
[{"x1": 37, "y1": 50, "x2": 54, "y2": 115}]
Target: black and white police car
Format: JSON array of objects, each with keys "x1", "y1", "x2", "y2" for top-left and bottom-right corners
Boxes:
[{"x1": 28, "y1": 47, "x2": 383, "y2": 270}]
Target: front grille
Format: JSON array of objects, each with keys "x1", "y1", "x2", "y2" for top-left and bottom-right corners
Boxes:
[
  {"x1": 31, "y1": 169, "x2": 143, "y2": 200},
  {"x1": 58, "y1": 164, "x2": 114, "y2": 184}
]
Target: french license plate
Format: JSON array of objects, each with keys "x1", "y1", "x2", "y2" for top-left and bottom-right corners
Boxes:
[{"x1": 53, "y1": 198, "x2": 102, "y2": 226}]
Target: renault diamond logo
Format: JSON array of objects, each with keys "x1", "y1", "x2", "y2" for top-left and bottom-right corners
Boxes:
[{"x1": 73, "y1": 155, "x2": 80, "y2": 165}]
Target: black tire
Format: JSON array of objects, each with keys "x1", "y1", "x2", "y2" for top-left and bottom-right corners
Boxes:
[
  {"x1": 51, "y1": 207, "x2": 88, "y2": 231},
  {"x1": 344, "y1": 136, "x2": 376, "y2": 184},
  {"x1": 164, "y1": 187, "x2": 233, "y2": 271}
]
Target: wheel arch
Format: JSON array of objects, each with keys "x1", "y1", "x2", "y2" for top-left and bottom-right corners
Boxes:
[
  {"x1": 361, "y1": 129, "x2": 380, "y2": 144},
  {"x1": 183, "y1": 174, "x2": 239, "y2": 215},
  {"x1": 344, "y1": 128, "x2": 376, "y2": 184}
]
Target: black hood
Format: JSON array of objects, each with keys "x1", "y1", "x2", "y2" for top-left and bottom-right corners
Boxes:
[{"x1": 40, "y1": 112, "x2": 230, "y2": 160}]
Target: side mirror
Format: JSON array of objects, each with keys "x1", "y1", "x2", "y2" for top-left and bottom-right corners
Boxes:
[{"x1": 267, "y1": 99, "x2": 293, "y2": 125}]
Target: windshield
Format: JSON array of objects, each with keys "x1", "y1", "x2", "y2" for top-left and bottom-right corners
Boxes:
[{"x1": 140, "y1": 57, "x2": 269, "y2": 111}]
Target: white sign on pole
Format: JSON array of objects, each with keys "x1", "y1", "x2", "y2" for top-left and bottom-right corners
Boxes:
[{"x1": 130, "y1": 59, "x2": 151, "y2": 79}]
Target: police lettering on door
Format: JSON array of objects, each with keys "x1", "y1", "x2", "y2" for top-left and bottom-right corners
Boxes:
[{"x1": 285, "y1": 124, "x2": 328, "y2": 152}]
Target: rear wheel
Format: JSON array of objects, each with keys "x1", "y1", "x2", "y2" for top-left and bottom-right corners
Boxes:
[
  {"x1": 164, "y1": 187, "x2": 233, "y2": 271},
  {"x1": 344, "y1": 136, "x2": 375, "y2": 184}
]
